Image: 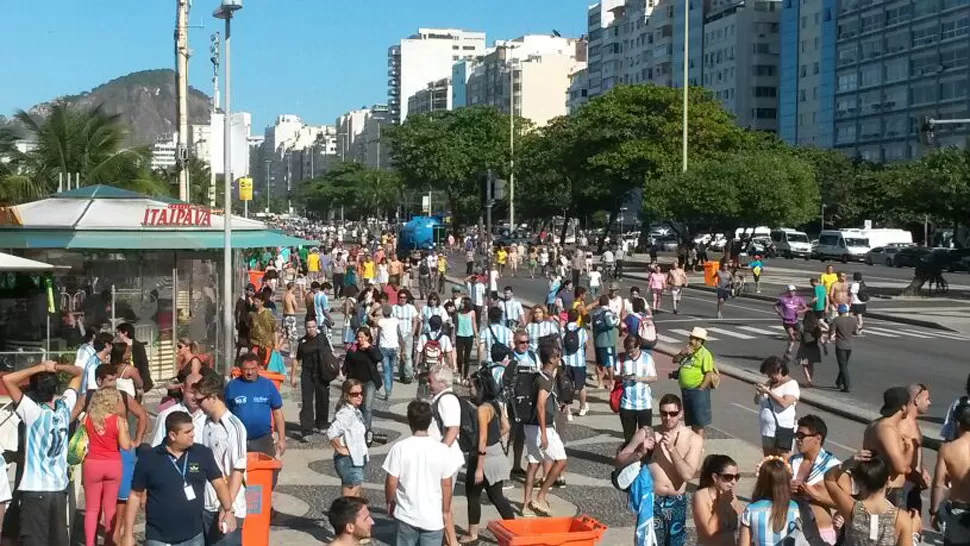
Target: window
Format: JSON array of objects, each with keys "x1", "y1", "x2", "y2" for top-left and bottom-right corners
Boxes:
[
  {"x1": 860, "y1": 65, "x2": 881, "y2": 87},
  {"x1": 912, "y1": 25, "x2": 939, "y2": 48},
  {"x1": 753, "y1": 43, "x2": 772, "y2": 54},
  {"x1": 885, "y1": 115, "x2": 906, "y2": 137},
  {"x1": 756, "y1": 86, "x2": 778, "y2": 97},
  {"x1": 815, "y1": 12, "x2": 821, "y2": 24},
  {"x1": 860, "y1": 12, "x2": 884, "y2": 33},
  {"x1": 911, "y1": 82, "x2": 937, "y2": 104},
  {"x1": 836, "y1": 97, "x2": 857, "y2": 118},
  {"x1": 885, "y1": 31, "x2": 908, "y2": 53},
  {"x1": 913, "y1": 0, "x2": 939, "y2": 17},
  {"x1": 885, "y1": 4, "x2": 913, "y2": 26},
  {"x1": 860, "y1": 90, "x2": 881, "y2": 112},
  {"x1": 860, "y1": 119, "x2": 880, "y2": 139},
  {"x1": 940, "y1": 78, "x2": 968, "y2": 100},
  {"x1": 838, "y1": 72, "x2": 858, "y2": 92},
  {"x1": 801, "y1": 15, "x2": 807, "y2": 28},
  {"x1": 801, "y1": 64, "x2": 808, "y2": 77},
  {"x1": 753, "y1": 108, "x2": 777, "y2": 119},
  {"x1": 839, "y1": 19, "x2": 860, "y2": 39},
  {"x1": 755, "y1": 64, "x2": 776, "y2": 76},
  {"x1": 860, "y1": 37, "x2": 882, "y2": 59},
  {"x1": 884, "y1": 58, "x2": 907, "y2": 82},
  {"x1": 942, "y1": 18, "x2": 970, "y2": 40},
  {"x1": 839, "y1": 47, "x2": 858, "y2": 66},
  {"x1": 884, "y1": 85, "x2": 907, "y2": 109},
  {"x1": 800, "y1": 89, "x2": 807, "y2": 101},
  {"x1": 815, "y1": 37, "x2": 820, "y2": 50},
  {"x1": 814, "y1": 62, "x2": 820, "y2": 74},
  {"x1": 911, "y1": 54, "x2": 938, "y2": 76},
  {"x1": 941, "y1": 46, "x2": 970, "y2": 69},
  {"x1": 835, "y1": 123, "x2": 857, "y2": 144}
]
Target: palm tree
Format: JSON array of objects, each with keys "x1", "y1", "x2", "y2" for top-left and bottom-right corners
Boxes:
[{"x1": 0, "y1": 101, "x2": 169, "y2": 203}]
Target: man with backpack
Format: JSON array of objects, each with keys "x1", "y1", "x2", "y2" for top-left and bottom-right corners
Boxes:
[
  {"x1": 561, "y1": 309, "x2": 590, "y2": 420},
  {"x1": 417, "y1": 316, "x2": 455, "y2": 379},
  {"x1": 427, "y1": 364, "x2": 468, "y2": 546},
  {"x1": 478, "y1": 307, "x2": 514, "y2": 366},
  {"x1": 507, "y1": 330, "x2": 540, "y2": 480},
  {"x1": 591, "y1": 295, "x2": 620, "y2": 390},
  {"x1": 522, "y1": 344, "x2": 568, "y2": 517},
  {"x1": 623, "y1": 298, "x2": 658, "y2": 349}
]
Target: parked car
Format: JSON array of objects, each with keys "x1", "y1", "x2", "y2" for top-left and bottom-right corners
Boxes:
[
  {"x1": 865, "y1": 243, "x2": 912, "y2": 266},
  {"x1": 814, "y1": 230, "x2": 870, "y2": 262},
  {"x1": 746, "y1": 237, "x2": 777, "y2": 257},
  {"x1": 946, "y1": 248, "x2": 970, "y2": 271},
  {"x1": 892, "y1": 247, "x2": 933, "y2": 268}
]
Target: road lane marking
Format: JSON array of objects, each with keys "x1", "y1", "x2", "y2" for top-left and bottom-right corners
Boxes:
[
  {"x1": 657, "y1": 333, "x2": 680, "y2": 344},
  {"x1": 737, "y1": 325, "x2": 782, "y2": 336},
  {"x1": 731, "y1": 403, "x2": 758, "y2": 414},
  {"x1": 671, "y1": 328, "x2": 719, "y2": 341},
  {"x1": 913, "y1": 329, "x2": 970, "y2": 341},
  {"x1": 866, "y1": 326, "x2": 931, "y2": 339},
  {"x1": 707, "y1": 327, "x2": 756, "y2": 340},
  {"x1": 857, "y1": 328, "x2": 896, "y2": 338},
  {"x1": 654, "y1": 317, "x2": 780, "y2": 323}
]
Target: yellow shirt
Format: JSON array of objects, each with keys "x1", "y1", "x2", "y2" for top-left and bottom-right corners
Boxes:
[
  {"x1": 307, "y1": 253, "x2": 320, "y2": 272},
  {"x1": 496, "y1": 250, "x2": 507, "y2": 265},
  {"x1": 819, "y1": 272, "x2": 838, "y2": 293},
  {"x1": 678, "y1": 345, "x2": 715, "y2": 389},
  {"x1": 362, "y1": 261, "x2": 376, "y2": 279},
  {"x1": 437, "y1": 257, "x2": 447, "y2": 273}
]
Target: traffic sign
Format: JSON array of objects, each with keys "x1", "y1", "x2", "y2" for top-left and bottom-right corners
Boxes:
[{"x1": 239, "y1": 177, "x2": 253, "y2": 201}]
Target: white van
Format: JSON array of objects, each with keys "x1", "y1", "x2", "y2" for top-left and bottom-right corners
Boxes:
[
  {"x1": 770, "y1": 229, "x2": 812, "y2": 259},
  {"x1": 815, "y1": 230, "x2": 870, "y2": 262},
  {"x1": 855, "y1": 228, "x2": 913, "y2": 249}
]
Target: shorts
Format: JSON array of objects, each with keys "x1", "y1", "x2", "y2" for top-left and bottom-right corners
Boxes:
[
  {"x1": 782, "y1": 322, "x2": 799, "y2": 332},
  {"x1": 524, "y1": 425, "x2": 567, "y2": 464},
  {"x1": 850, "y1": 304, "x2": 867, "y2": 315},
  {"x1": 334, "y1": 454, "x2": 364, "y2": 486},
  {"x1": 282, "y1": 314, "x2": 299, "y2": 343},
  {"x1": 716, "y1": 288, "x2": 731, "y2": 300},
  {"x1": 671, "y1": 287, "x2": 683, "y2": 300},
  {"x1": 118, "y1": 447, "x2": 136, "y2": 500},
  {"x1": 566, "y1": 366, "x2": 587, "y2": 391},
  {"x1": 682, "y1": 388, "x2": 712, "y2": 428},
  {"x1": 812, "y1": 309, "x2": 826, "y2": 319},
  {"x1": 595, "y1": 347, "x2": 616, "y2": 369}
]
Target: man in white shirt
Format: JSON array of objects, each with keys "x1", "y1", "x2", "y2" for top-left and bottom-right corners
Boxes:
[
  {"x1": 151, "y1": 371, "x2": 207, "y2": 447},
  {"x1": 607, "y1": 283, "x2": 625, "y2": 318},
  {"x1": 428, "y1": 364, "x2": 466, "y2": 545},
  {"x1": 193, "y1": 374, "x2": 248, "y2": 544},
  {"x1": 383, "y1": 400, "x2": 463, "y2": 546},
  {"x1": 376, "y1": 305, "x2": 405, "y2": 400},
  {"x1": 500, "y1": 286, "x2": 525, "y2": 329}
]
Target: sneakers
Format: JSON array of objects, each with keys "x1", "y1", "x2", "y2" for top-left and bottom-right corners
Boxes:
[
  {"x1": 554, "y1": 478, "x2": 566, "y2": 489},
  {"x1": 566, "y1": 411, "x2": 574, "y2": 422},
  {"x1": 578, "y1": 404, "x2": 590, "y2": 417},
  {"x1": 717, "y1": 311, "x2": 723, "y2": 320}
]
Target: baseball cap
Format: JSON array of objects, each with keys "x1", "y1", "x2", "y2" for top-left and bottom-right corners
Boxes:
[
  {"x1": 786, "y1": 284, "x2": 796, "y2": 291},
  {"x1": 837, "y1": 304, "x2": 849, "y2": 313},
  {"x1": 879, "y1": 387, "x2": 910, "y2": 417}
]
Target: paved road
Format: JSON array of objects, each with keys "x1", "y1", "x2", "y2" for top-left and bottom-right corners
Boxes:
[{"x1": 449, "y1": 257, "x2": 966, "y2": 427}]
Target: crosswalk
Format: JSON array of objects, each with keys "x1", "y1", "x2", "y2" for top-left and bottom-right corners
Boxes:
[{"x1": 653, "y1": 321, "x2": 970, "y2": 344}]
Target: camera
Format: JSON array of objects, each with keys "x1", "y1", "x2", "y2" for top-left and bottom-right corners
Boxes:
[{"x1": 668, "y1": 369, "x2": 680, "y2": 380}]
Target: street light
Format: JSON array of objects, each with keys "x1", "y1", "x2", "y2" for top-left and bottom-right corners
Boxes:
[
  {"x1": 508, "y1": 58, "x2": 517, "y2": 232},
  {"x1": 681, "y1": 0, "x2": 689, "y2": 173},
  {"x1": 215, "y1": 0, "x2": 242, "y2": 375}
]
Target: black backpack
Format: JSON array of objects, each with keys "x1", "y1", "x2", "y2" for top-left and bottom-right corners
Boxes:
[
  {"x1": 349, "y1": 300, "x2": 368, "y2": 330},
  {"x1": 562, "y1": 327, "x2": 581, "y2": 355},
  {"x1": 419, "y1": 261, "x2": 430, "y2": 276},
  {"x1": 433, "y1": 392, "x2": 479, "y2": 453},
  {"x1": 503, "y1": 363, "x2": 539, "y2": 425},
  {"x1": 857, "y1": 281, "x2": 871, "y2": 303},
  {"x1": 556, "y1": 368, "x2": 575, "y2": 405}
]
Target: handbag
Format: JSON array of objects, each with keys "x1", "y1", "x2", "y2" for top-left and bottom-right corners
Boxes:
[
  {"x1": 609, "y1": 380, "x2": 624, "y2": 414},
  {"x1": 67, "y1": 415, "x2": 89, "y2": 466}
]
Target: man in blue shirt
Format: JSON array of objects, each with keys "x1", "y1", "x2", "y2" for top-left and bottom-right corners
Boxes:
[
  {"x1": 120, "y1": 411, "x2": 236, "y2": 546},
  {"x1": 225, "y1": 353, "x2": 285, "y2": 460}
]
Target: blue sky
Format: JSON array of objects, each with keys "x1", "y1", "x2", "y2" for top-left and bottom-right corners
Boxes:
[{"x1": 2, "y1": 0, "x2": 591, "y2": 132}]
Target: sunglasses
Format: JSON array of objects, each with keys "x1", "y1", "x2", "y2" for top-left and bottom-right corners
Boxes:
[
  {"x1": 718, "y1": 473, "x2": 740, "y2": 482},
  {"x1": 516, "y1": 340, "x2": 529, "y2": 345},
  {"x1": 349, "y1": 391, "x2": 363, "y2": 397},
  {"x1": 795, "y1": 431, "x2": 818, "y2": 440},
  {"x1": 660, "y1": 410, "x2": 680, "y2": 417}
]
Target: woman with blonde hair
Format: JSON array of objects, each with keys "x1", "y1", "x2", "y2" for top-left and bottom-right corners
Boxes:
[
  {"x1": 82, "y1": 387, "x2": 131, "y2": 546},
  {"x1": 326, "y1": 379, "x2": 369, "y2": 497}
]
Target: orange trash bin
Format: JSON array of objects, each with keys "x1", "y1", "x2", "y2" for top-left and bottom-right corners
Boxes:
[
  {"x1": 242, "y1": 452, "x2": 282, "y2": 546},
  {"x1": 487, "y1": 515, "x2": 607, "y2": 546},
  {"x1": 703, "y1": 260, "x2": 720, "y2": 287}
]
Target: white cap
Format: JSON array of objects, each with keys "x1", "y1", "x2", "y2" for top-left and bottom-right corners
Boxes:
[{"x1": 787, "y1": 284, "x2": 797, "y2": 291}]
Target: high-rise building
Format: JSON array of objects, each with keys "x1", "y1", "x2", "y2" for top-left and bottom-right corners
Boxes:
[
  {"x1": 567, "y1": 67, "x2": 590, "y2": 112},
  {"x1": 779, "y1": 0, "x2": 824, "y2": 145},
  {"x1": 702, "y1": 0, "x2": 783, "y2": 132},
  {"x1": 454, "y1": 35, "x2": 587, "y2": 126},
  {"x1": 351, "y1": 105, "x2": 393, "y2": 169},
  {"x1": 388, "y1": 28, "x2": 487, "y2": 123},
  {"x1": 150, "y1": 134, "x2": 178, "y2": 171},
  {"x1": 408, "y1": 78, "x2": 453, "y2": 115},
  {"x1": 828, "y1": 0, "x2": 970, "y2": 162}
]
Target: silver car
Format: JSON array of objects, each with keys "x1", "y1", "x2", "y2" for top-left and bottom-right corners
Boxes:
[{"x1": 865, "y1": 243, "x2": 911, "y2": 266}]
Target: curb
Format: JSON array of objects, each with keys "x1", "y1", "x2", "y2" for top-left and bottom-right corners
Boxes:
[{"x1": 623, "y1": 272, "x2": 959, "y2": 333}]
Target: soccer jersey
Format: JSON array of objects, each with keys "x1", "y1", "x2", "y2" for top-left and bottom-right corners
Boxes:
[
  {"x1": 17, "y1": 390, "x2": 78, "y2": 491},
  {"x1": 617, "y1": 351, "x2": 657, "y2": 411}
]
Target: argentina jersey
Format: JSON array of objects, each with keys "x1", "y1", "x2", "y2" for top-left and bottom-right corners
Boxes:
[
  {"x1": 17, "y1": 390, "x2": 78, "y2": 491},
  {"x1": 526, "y1": 320, "x2": 559, "y2": 352},
  {"x1": 742, "y1": 499, "x2": 799, "y2": 545},
  {"x1": 619, "y1": 351, "x2": 656, "y2": 411}
]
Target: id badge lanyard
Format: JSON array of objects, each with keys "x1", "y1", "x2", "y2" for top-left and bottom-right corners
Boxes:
[{"x1": 171, "y1": 454, "x2": 195, "y2": 501}]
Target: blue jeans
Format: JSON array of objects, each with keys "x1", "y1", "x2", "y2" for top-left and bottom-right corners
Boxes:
[
  {"x1": 202, "y1": 511, "x2": 244, "y2": 546},
  {"x1": 146, "y1": 533, "x2": 205, "y2": 546},
  {"x1": 381, "y1": 347, "x2": 399, "y2": 398},
  {"x1": 362, "y1": 381, "x2": 376, "y2": 430},
  {"x1": 400, "y1": 334, "x2": 415, "y2": 381},
  {"x1": 396, "y1": 520, "x2": 444, "y2": 546}
]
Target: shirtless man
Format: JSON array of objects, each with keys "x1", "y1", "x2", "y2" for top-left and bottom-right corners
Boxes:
[
  {"x1": 790, "y1": 414, "x2": 841, "y2": 545},
  {"x1": 899, "y1": 384, "x2": 932, "y2": 516},
  {"x1": 828, "y1": 272, "x2": 851, "y2": 320},
  {"x1": 282, "y1": 282, "x2": 299, "y2": 353},
  {"x1": 931, "y1": 401, "x2": 970, "y2": 545},
  {"x1": 863, "y1": 387, "x2": 916, "y2": 510},
  {"x1": 648, "y1": 394, "x2": 704, "y2": 546}
]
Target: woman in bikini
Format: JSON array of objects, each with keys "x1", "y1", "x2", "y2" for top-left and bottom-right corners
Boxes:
[{"x1": 694, "y1": 454, "x2": 742, "y2": 546}]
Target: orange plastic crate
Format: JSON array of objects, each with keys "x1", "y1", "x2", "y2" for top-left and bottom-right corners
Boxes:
[{"x1": 487, "y1": 515, "x2": 607, "y2": 546}]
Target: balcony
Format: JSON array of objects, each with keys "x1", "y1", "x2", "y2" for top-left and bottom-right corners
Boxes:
[{"x1": 388, "y1": 88, "x2": 400, "y2": 96}]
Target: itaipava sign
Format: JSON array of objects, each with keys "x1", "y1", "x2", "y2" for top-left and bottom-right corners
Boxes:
[{"x1": 141, "y1": 204, "x2": 212, "y2": 227}]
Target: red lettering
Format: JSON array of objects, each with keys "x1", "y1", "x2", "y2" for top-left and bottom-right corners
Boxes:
[
  {"x1": 141, "y1": 208, "x2": 151, "y2": 226},
  {"x1": 156, "y1": 208, "x2": 169, "y2": 225}
]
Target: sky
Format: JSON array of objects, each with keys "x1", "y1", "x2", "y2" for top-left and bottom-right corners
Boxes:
[{"x1": 1, "y1": 0, "x2": 591, "y2": 132}]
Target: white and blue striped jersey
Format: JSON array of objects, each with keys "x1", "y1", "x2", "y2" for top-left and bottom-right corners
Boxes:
[
  {"x1": 499, "y1": 298, "x2": 524, "y2": 325},
  {"x1": 561, "y1": 323, "x2": 588, "y2": 369},
  {"x1": 74, "y1": 342, "x2": 96, "y2": 370},
  {"x1": 511, "y1": 350, "x2": 539, "y2": 372},
  {"x1": 617, "y1": 351, "x2": 656, "y2": 411},
  {"x1": 789, "y1": 449, "x2": 840, "y2": 486},
  {"x1": 479, "y1": 324, "x2": 514, "y2": 352},
  {"x1": 525, "y1": 320, "x2": 559, "y2": 352},
  {"x1": 17, "y1": 389, "x2": 78, "y2": 492},
  {"x1": 313, "y1": 291, "x2": 329, "y2": 326},
  {"x1": 467, "y1": 282, "x2": 486, "y2": 306},
  {"x1": 741, "y1": 499, "x2": 800, "y2": 546},
  {"x1": 81, "y1": 352, "x2": 101, "y2": 395},
  {"x1": 420, "y1": 305, "x2": 449, "y2": 334},
  {"x1": 392, "y1": 303, "x2": 419, "y2": 337}
]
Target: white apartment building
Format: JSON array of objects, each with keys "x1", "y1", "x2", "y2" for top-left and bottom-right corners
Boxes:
[
  {"x1": 150, "y1": 134, "x2": 178, "y2": 171},
  {"x1": 190, "y1": 111, "x2": 252, "y2": 178},
  {"x1": 252, "y1": 115, "x2": 337, "y2": 201},
  {"x1": 702, "y1": 0, "x2": 783, "y2": 131},
  {"x1": 567, "y1": 67, "x2": 590, "y2": 112},
  {"x1": 408, "y1": 78, "x2": 453, "y2": 116},
  {"x1": 455, "y1": 35, "x2": 587, "y2": 127},
  {"x1": 388, "y1": 28, "x2": 487, "y2": 123},
  {"x1": 335, "y1": 109, "x2": 370, "y2": 153},
  {"x1": 350, "y1": 105, "x2": 393, "y2": 169}
]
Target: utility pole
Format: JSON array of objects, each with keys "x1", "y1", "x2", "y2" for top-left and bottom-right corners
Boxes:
[
  {"x1": 486, "y1": 169, "x2": 495, "y2": 277},
  {"x1": 209, "y1": 32, "x2": 220, "y2": 208},
  {"x1": 509, "y1": 61, "x2": 516, "y2": 231},
  {"x1": 681, "y1": 0, "x2": 689, "y2": 173},
  {"x1": 175, "y1": 0, "x2": 191, "y2": 201}
]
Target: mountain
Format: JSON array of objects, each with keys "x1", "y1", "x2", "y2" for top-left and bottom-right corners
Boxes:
[{"x1": 26, "y1": 69, "x2": 212, "y2": 147}]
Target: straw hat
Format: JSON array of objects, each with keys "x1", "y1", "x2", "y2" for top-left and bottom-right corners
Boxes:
[{"x1": 689, "y1": 327, "x2": 709, "y2": 341}]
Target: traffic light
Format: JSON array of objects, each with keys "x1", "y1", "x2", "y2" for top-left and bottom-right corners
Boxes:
[{"x1": 919, "y1": 116, "x2": 936, "y2": 146}]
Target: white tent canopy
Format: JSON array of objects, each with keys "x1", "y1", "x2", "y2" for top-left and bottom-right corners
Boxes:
[{"x1": 0, "y1": 252, "x2": 61, "y2": 272}]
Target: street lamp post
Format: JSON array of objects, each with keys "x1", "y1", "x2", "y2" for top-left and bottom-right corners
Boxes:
[
  {"x1": 215, "y1": 0, "x2": 242, "y2": 374},
  {"x1": 509, "y1": 60, "x2": 516, "y2": 231},
  {"x1": 682, "y1": 0, "x2": 689, "y2": 173}
]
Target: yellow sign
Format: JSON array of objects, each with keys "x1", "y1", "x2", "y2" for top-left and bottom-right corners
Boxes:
[{"x1": 238, "y1": 177, "x2": 253, "y2": 201}]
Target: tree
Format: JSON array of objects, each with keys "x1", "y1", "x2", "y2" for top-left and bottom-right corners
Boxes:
[
  {"x1": 646, "y1": 151, "x2": 819, "y2": 237},
  {"x1": 296, "y1": 162, "x2": 401, "y2": 220},
  {"x1": 0, "y1": 101, "x2": 168, "y2": 202}
]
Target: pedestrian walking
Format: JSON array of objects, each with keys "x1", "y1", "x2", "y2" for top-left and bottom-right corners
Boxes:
[
  {"x1": 796, "y1": 311, "x2": 823, "y2": 387},
  {"x1": 327, "y1": 380, "x2": 369, "y2": 497},
  {"x1": 739, "y1": 457, "x2": 800, "y2": 546},
  {"x1": 561, "y1": 309, "x2": 590, "y2": 419},
  {"x1": 1, "y1": 360, "x2": 83, "y2": 546},
  {"x1": 522, "y1": 344, "x2": 568, "y2": 517},
  {"x1": 119, "y1": 411, "x2": 237, "y2": 546},
  {"x1": 591, "y1": 295, "x2": 620, "y2": 390},
  {"x1": 383, "y1": 400, "x2": 463, "y2": 546},
  {"x1": 375, "y1": 305, "x2": 405, "y2": 400},
  {"x1": 193, "y1": 375, "x2": 248, "y2": 546},
  {"x1": 454, "y1": 298, "x2": 478, "y2": 380},
  {"x1": 343, "y1": 327, "x2": 384, "y2": 436},
  {"x1": 849, "y1": 272, "x2": 868, "y2": 335},
  {"x1": 714, "y1": 262, "x2": 732, "y2": 320},
  {"x1": 672, "y1": 327, "x2": 718, "y2": 437},
  {"x1": 832, "y1": 304, "x2": 856, "y2": 392},
  {"x1": 774, "y1": 285, "x2": 808, "y2": 358},
  {"x1": 647, "y1": 264, "x2": 666, "y2": 311},
  {"x1": 82, "y1": 387, "x2": 130, "y2": 546},
  {"x1": 292, "y1": 318, "x2": 339, "y2": 441},
  {"x1": 666, "y1": 262, "x2": 688, "y2": 314},
  {"x1": 693, "y1": 455, "x2": 742, "y2": 546},
  {"x1": 391, "y1": 289, "x2": 420, "y2": 384},
  {"x1": 225, "y1": 353, "x2": 285, "y2": 460},
  {"x1": 755, "y1": 356, "x2": 800, "y2": 457}
]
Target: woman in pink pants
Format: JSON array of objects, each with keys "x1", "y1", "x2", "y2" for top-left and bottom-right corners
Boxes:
[{"x1": 82, "y1": 387, "x2": 131, "y2": 546}]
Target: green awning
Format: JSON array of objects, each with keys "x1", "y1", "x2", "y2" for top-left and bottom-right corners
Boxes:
[{"x1": 0, "y1": 229, "x2": 318, "y2": 250}]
